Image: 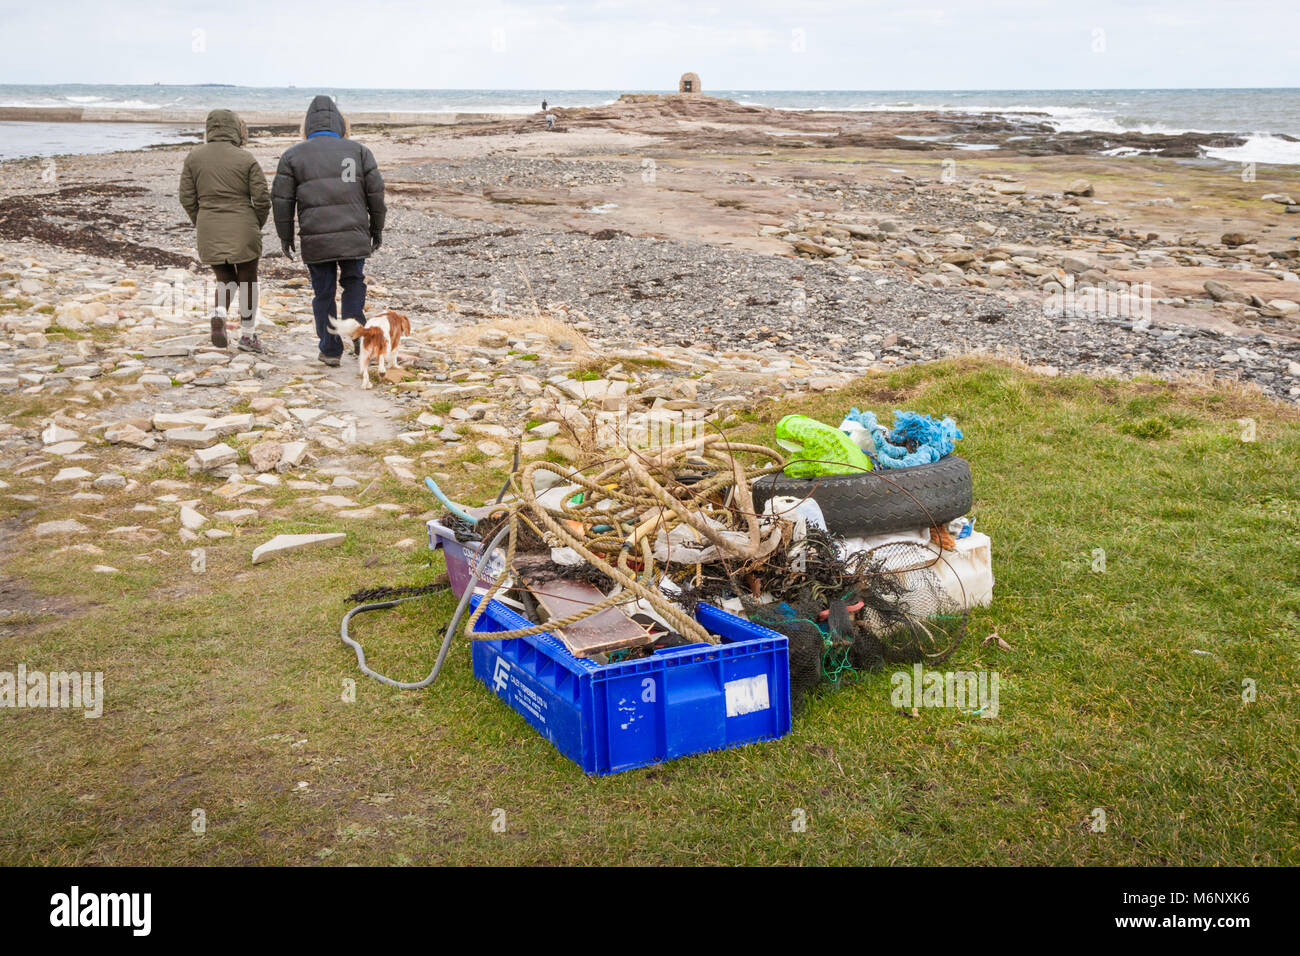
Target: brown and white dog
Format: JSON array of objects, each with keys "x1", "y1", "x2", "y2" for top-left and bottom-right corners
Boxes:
[{"x1": 329, "y1": 311, "x2": 411, "y2": 388}]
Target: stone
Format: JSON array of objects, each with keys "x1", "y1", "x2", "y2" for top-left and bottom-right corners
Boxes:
[
  {"x1": 203, "y1": 413, "x2": 255, "y2": 435},
  {"x1": 385, "y1": 456, "x2": 416, "y2": 482},
  {"x1": 290, "y1": 407, "x2": 325, "y2": 425},
  {"x1": 163, "y1": 427, "x2": 220, "y2": 449},
  {"x1": 1264, "y1": 299, "x2": 1299, "y2": 316},
  {"x1": 52, "y1": 467, "x2": 94, "y2": 483},
  {"x1": 41, "y1": 423, "x2": 78, "y2": 445},
  {"x1": 248, "y1": 440, "x2": 283, "y2": 472},
  {"x1": 529, "y1": 421, "x2": 561, "y2": 438},
  {"x1": 251, "y1": 532, "x2": 346, "y2": 565},
  {"x1": 1064, "y1": 179, "x2": 1094, "y2": 197},
  {"x1": 193, "y1": 443, "x2": 238, "y2": 470},
  {"x1": 276, "y1": 441, "x2": 309, "y2": 472},
  {"x1": 179, "y1": 505, "x2": 207, "y2": 530},
  {"x1": 213, "y1": 483, "x2": 255, "y2": 500},
  {"x1": 1220, "y1": 232, "x2": 1250, "y2": 248},
  {"x1": 1204, "y1": 280, "x2": 1249, "y2": 304},
  {"x1": 790, "y1": 238, "x2": 837, "y2": 258},
  {"x1": 44, "y1": 441, "x2": 87, "y2": 456},
  {"x1": 318, "y1": 496, "x2": 358, "y2": 508},
  {"x1": 93, "y1": 474, "x2": 127, "y2": 490},
  {"x1": 153, "y1": 410, "x2": 214, "y2": 430},
  {"x1": 33, "y1": 519, "x2": 90, "y2": 535},
  {"x1": 104, "y1": 422, "x2": 157, "y2": 449}
]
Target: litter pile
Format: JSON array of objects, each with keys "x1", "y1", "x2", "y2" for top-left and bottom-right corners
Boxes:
[{"x1": 424, "y1": 406, "x2": 991, "y2": 707}]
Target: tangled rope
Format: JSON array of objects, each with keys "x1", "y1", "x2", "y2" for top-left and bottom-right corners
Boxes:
[{"x1": 462, "y1": 434, "x2": 787, "y2": 647}]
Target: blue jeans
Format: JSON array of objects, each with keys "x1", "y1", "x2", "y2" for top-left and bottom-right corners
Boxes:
[{"x1": 308, "y1": 258, "x2": 367, "y2": 357}]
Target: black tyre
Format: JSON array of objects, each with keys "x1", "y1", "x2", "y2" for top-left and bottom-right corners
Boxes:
[{"x1": 752, "y1": 456, "x2": 972, "y2": 536}]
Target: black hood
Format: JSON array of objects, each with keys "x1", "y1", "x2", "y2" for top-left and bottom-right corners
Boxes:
[{"x1": 303, "y1": 95, "x2": 347, "y2": 138}]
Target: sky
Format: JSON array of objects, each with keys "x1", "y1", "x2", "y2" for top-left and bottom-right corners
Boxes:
[{"x1": 2, "y1": 0, "x2": 1298, "y2": 90}]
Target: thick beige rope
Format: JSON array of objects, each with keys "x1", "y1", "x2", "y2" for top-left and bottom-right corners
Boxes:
[{"x1": 462, "y1": 437, "x2": 786, "y2": 649}]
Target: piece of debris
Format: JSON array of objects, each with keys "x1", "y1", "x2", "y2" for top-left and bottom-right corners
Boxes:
[{"x1": 251, "y1": 532, "x2": 347, "y2": 565}]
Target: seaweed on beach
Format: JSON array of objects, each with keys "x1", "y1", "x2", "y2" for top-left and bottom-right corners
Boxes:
[{"x1": 0, "y1": 184, "x2": 193, "y2": 268}]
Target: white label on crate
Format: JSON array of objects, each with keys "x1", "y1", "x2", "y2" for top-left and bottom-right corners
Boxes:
[{"x1": 725, "y1": 674, "x2": 770, "y2": 717}]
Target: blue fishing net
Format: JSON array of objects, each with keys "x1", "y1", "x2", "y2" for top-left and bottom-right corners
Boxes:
[{"x1": 841, "y1": 409, "x2": 963, "y2": 469}]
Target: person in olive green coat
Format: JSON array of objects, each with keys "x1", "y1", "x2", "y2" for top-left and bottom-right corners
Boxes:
[{"x1": 180, "y1": 109, "x2": 271, "y2": 352}]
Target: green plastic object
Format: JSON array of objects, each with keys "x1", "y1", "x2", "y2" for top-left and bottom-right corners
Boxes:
[{"x1": 775, "y1": 414, "x2": 874, "y2": 478}]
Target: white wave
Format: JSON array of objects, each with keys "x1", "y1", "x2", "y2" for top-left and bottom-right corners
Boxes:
[
  {"x1": 773, "y1": 100, "x2": 1214, "y2": 136},
  {"x1": 0, "y1": 96, "x2": 168, "y2": 110},
  {"x1": 1204, "y1": 134, "x2": 1300, "y2": 165}
]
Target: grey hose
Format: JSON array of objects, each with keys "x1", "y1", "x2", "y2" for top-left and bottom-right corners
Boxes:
[{"x1": 340, "y1": 525, "x2": 510, "y2": 689}]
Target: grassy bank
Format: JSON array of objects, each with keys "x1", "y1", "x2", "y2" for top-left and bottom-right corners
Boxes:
[{"x1": 1, "y1": 358, "x2": 1296, "y2": 865}]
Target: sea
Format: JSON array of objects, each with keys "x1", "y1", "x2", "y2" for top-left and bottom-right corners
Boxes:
[{"x1": 1, "y1": 84, "x2": 1298, "y2": 164}]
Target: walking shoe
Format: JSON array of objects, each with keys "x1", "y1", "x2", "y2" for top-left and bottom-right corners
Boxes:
[
  {"x1": 318, "y1": 351, "x2": 341, "y2": 367},
  {"x1": 209, "y1": 313, "x2": 228, "y2": 349},
  {"x1": 237, "y1": 333, "x2": 266, "y2": 354}
]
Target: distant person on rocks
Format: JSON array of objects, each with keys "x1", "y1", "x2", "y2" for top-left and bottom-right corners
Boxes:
[
  {"x1": 271, "y1": 95, "x2": 386, "y2": 368},
  {"x1": 541, "y1": 99, "x2": 547, "y2": 111},
  {"x1": 179, "y1": 109, "x2": 271, "y2": 353}
]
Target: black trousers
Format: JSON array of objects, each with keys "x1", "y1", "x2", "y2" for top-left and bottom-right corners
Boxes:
[{"x1": 308, "y1": 258, "x2": 367, "y2": 358}]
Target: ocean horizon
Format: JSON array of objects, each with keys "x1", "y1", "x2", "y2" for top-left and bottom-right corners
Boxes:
[{"x1": 2, "y1": 84, "x2": 1299, "y2": 164}]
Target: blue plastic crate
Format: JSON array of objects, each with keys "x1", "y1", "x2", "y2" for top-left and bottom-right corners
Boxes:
[{"x1": 469, "y1": 596, "x2": 791, "y2": 775}]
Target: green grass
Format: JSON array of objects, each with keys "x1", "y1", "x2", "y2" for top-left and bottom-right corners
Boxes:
[{"x1": 0, "y1": 359, "x2": 1296, "y2": 865}]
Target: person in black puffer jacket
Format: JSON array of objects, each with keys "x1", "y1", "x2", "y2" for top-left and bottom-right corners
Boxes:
[{"x1": 271, "y1": 95, "x2": 386, "y2": 366}]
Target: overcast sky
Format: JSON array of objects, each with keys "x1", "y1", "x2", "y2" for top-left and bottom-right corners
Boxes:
[{"x1": 3, "y1": 0, "x2": 1298, "y2": 90}]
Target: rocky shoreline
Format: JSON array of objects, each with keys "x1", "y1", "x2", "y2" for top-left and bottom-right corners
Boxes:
[{"x1": 1, "y1": 93, "x2": 1299, "y2": 432}]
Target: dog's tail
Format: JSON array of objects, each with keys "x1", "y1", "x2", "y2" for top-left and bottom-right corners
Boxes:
[{"x1": 328, "y1": 317, "x2": 364, "y2": 339}]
